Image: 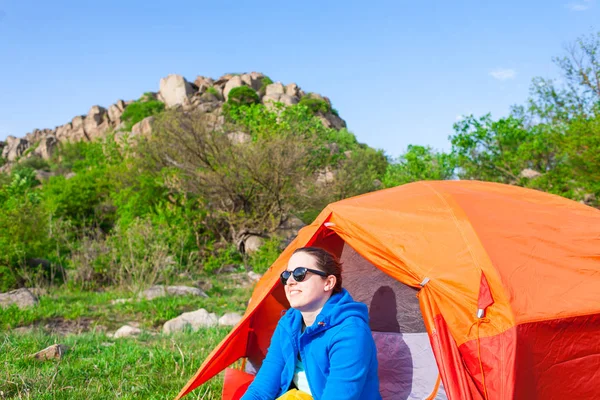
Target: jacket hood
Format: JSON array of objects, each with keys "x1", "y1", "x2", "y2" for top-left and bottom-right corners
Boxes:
[{"x1": 281, "y1": 288, "x2": 369, "y2": 335}]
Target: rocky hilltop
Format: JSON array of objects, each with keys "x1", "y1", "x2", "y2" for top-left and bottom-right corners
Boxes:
[{"x1": 0, "y1": 72, "x2": 346, "y2": 171}]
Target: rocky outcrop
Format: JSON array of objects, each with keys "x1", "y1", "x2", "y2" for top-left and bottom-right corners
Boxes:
[
  {"x1": 1, "y1": 72, "x2": 347, "y2": 167},
  {"x1": 2, "y1": 136, "x2": 29, "y2": 162}
]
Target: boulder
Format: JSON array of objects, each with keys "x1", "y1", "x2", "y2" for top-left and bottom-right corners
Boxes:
[
  {"x1": 247, "y1": 271, "x2": 262, "y2": 282},
  {"x1": 227, "y1": 131, "x2": 252, "y2": 145},
  {"x1": 166, "y1": 286, "x2": 208, "y2": 297},
  {"x1": 1, "y1": 136, "x2": 29, "y2": 162},
  {"x1": 199, "y1": 92, "x2": 220, "y2": 103},
  {"x1": 159, "y1": 74, "x2": 195, "y2": 108},
  {"x1": 279, "y1": 94, "x2": 299, "y2": 106},
  {"x1": 31, "y1": 344, "x2": 68, "y2": 361},
  {"x1": 34, "y1": 135, "x2": 58, "y2": 160},
  {"x1": 265, "y1": 82, "x2": 285, "y2": 97},
  {"x1": 275, "y1": 215, "x2": 306, "y2": 240},
  {"x1": 114, "y1": 325, "x2": 142, "y2": 338},
  {"x1": 131, "y1": 116, "x2": 154, "y2": 137},
  {"x1": 0, "y1": 288, "x2": 38, "y2": 309},
  {"x1": 241, "y1": 73, "x2": 262, "y2": 91},
  {"x1": 316, "y1": 166, "x2": 336, "y2": 185},
  {"x1": 83, "y1": 106, "x2": 110, "y2": 140},
  {"x1": 70, "y1": 116, "x2": 88, "y2": 141},
  {"x1": 163, "y1": 309, "x2": 218, "y2": 333},
  {"x1": 55, "y1": 123, "x2": 73, "y2": 142},
  {"x1": 108, "y1": 103, "x2": 124, "y2": 124},
  {"x1": 223, "y1": 75, "x2": 244, "y2": 101},
  {"x1": 218, "y1": 312, "x2": 243, "y2": 327},
  {"x1": 243, "y1": 235, "x2": 264, "y2": 254},
  {"x1": 285, "y1": 83, "x2": 300, "y2": 97},
  {"x1": 194, "y1": 76, "x2": 214, "y2": 92},
  {"x1": 140, "y1": 285, "x2": 207, "y2": 300},
  {"x1": 34, "y1": 170, "x2": 54, "y2": 182},
  {"x1": 520, "y1": 168, "x2": 542, "y2": 179},
  {"x1": 140, "y1": 285, "x2": 166, "y2": 300}
]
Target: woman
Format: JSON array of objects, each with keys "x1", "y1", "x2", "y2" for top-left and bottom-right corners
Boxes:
[{"x1": 242, "y1": 247, "x2": 381, "y2": 400}]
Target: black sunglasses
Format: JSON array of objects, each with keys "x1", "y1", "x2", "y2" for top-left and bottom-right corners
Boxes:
[{"x1": 280, "y1": 267, "x2": 328, "y2": 285}]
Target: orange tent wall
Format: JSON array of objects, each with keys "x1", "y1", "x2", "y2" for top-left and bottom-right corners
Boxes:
[{"x1": 177, "y1": 181, "x2": 600, "y2": 400}]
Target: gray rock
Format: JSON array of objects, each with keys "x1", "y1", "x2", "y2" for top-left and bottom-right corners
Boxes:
[
  {"x1": 520, "y1": 168, "x2": 542, "y2": 179},
  {"x1": 223, "y1": 75, "x2": 244, "y2": 101},
  {"x1": 70, "y1": 116, "x2": 88, "y2": 141},
  {"x1": 285, "y1": 83, "x2": 300, "y2": 97},
  {"x1": 84, "y1": 106, "x2": 110, "y2": 140},
  {"x1": 31, "y1": 344, "x2": 68, "y2": 361},
  {"x1": 108, "y1": 103, "x2": 124, "y2": 124},
  {"x1": 131, "y1": 116, "x2": 154, "y2": 137},
  {"x1": 279, "y1": 94, "x2": 299, "y2": 106},
  {"x1": 114, "y1": 325, "x2": 142, "y2": 338},
  {"x1": 227, "y1": 131, "x2": 252, "y2": 145},
  {"x1": 265, "y1": 82, "x2": 285, "y2": 97},
  {"x1": 244, "y1": 235, "x2": 264, "y2": 254},
  {"x1": 318, "y1": 113, "x2": 347, "y2": 130},
  {"x1": 218, "y1": 312, "x2": 243, "y2": 327},
  {"x1": 141, "y1": 285, "x2": 166, "y2": 300},
  {"x1": 141, "y1": 285, "x2": 207, "y2": 300},
  {"x1": 166, "y1": 286, "x2": 208, "y2": 297},
  {"x1": 1, "y1": 136, "x2": 29, "y2": 162},
  {"x1": 241, "y1": 73, "x2": 262, "y2": 91},
  {"x1": 34, "y1": 170, "x2": 54, "y2": 182},
  {"x1": 199, "y1": 92, "x2": 220, "y2": 103},
  {"x1": 34, "y1": 135, "x2": 58, "y2": 160},
  {"x1": 247, "y1": 271, "x2": 262, "y2": 282},
  {"x1": 163, "y1": 309, "x2": 218, "y2": 333},
  {"x1": 159, "y1": 74, "x2": 195, "y2": 108},
  {"x1": 0, "y1": 288, "x2": 38, "y2": 309}
]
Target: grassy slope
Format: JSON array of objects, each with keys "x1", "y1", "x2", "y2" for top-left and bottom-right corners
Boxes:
[{"x1": 0, "y1": 273, "x2": 254, "y2": 399}]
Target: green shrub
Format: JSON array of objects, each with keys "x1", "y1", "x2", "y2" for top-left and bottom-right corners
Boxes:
[
  {"x1": 203, "y1": 243, "x2": 244, "y2": 274},
  {"x1": 299, "y1": 95, "x2": 331, "y2": 114},
  {"x1": 206, "y1": 86, "x2": 219, "y2": 96},
  {"x1": 13, "y1": 155, "x2": 50, "y2": 172},
  {"x1": 227, "y1": 86, "x2": 260, "y2": 106},
  {"x1": 120, "y1": 95, "x2": 165, "y2": 132},
  {"x1": 248, "y1": 237, "x2": 283, "y2": 274}
]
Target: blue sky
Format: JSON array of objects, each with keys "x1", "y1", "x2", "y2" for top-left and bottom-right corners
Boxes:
[{"x1": 0, "y1": 0, "x2": 598, "y2": 157}]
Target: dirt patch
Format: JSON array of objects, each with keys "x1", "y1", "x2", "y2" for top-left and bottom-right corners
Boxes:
[
  {"x1": 14, "y1": 317, "x2": 107, "y2": 336},
  {"x1": 42, "y1": 317, "x2": 106, "y2": 335}
]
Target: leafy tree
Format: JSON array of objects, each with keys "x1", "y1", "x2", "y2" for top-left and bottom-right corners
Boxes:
[{"x1": 383, "y1": 145, "x2": 456, "y2": 188}]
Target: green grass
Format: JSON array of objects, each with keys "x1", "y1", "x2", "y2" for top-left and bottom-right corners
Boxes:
[
  {"x1": 1, "y1": 278, "x2": 251, "y2": 331},
  {"x1": 0, "y1": 273, "x2": 254, "y2": 399},
  {"x1": 0, "y1": 328, "x2": 228, "y2": 399}
]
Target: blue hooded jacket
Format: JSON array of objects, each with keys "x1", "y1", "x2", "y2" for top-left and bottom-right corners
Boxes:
[{"x1": 241, "y1": 289, "x2": 381, "y2": 400}]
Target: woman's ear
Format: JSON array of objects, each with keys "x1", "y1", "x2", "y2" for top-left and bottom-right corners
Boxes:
[{"x1": 324, "y1": 275, "x2": 337, "y2": 292}]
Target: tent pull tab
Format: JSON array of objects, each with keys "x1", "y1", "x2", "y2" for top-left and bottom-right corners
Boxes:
[{"x1": 419, "y1": 277, "x2": 430, "y2": 287}]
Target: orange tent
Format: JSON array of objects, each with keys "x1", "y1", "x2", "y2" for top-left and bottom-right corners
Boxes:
[{"x1": 177, "y1": 180, "x2": 600, "y2": 399}]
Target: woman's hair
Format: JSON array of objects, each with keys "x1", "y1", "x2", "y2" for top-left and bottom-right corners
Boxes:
[{"x1": 292, "y1": 247, "x2": 343, "y2": 294}]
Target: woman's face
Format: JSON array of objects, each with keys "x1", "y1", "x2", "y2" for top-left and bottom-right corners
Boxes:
[{"x1": 284, "y1": 252, "x2": 334, "y2": 312}]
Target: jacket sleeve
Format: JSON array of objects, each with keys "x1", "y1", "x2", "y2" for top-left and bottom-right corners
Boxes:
[
  {"x1": 241, "y1": 322, "x2": 286, "y2": 400},
  {"x1": 320, "y1": 322, "x2": 376, "y2": 400}
]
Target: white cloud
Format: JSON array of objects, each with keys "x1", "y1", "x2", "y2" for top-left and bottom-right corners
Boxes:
[
  {"x1": 567, "y1": 0, "x2": 593, "y2": 11},
  {"x1": 489, "y1": 68, "x2": 517, "y2": 80}
]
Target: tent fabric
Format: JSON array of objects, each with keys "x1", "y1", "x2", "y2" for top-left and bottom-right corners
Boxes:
[{"x1": 176, "y1": 180, "x2": 600, "y2": 400}]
